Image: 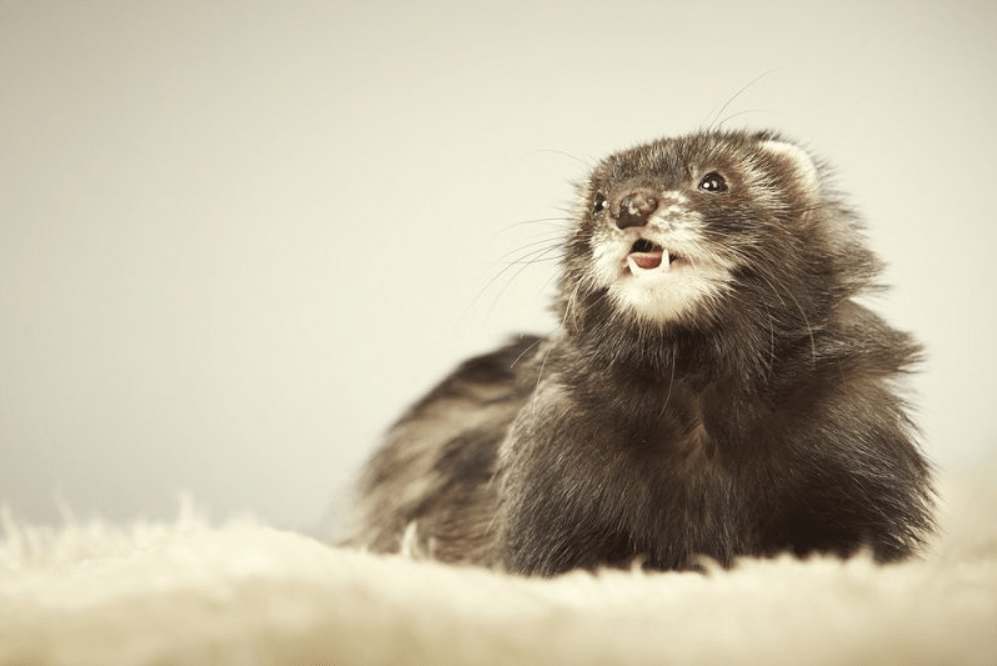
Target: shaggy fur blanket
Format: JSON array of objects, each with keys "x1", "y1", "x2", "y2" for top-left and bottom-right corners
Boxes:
[{"x1": 1, "y1": 469, "x2": 995, "y2": 666}]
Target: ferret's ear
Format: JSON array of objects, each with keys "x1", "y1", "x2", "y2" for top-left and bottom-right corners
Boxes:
[{"x1": 758, "y1": 139, "x2": 822, "y2": 197}]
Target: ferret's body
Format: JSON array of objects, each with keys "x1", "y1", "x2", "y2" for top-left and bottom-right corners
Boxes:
[{"x1": 347, "y1": 129, "x2": 935, "y2": 576}]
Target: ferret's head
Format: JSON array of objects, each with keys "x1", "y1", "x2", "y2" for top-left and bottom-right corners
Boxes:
[{"x1": 556, "y1": 130, "x2": 879, "y2": 372}]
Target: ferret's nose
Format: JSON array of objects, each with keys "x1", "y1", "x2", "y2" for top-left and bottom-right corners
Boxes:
[{"x1": 615, "y1": 189, "x2": 659, "y2": 229}]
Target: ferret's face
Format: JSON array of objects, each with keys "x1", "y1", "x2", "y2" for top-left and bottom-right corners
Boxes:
[{"x1": 566, "y1": 131, "x2": 823, "y2": 327}]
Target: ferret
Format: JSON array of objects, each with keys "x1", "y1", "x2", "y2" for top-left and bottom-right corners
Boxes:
[{"x1": 344, "y1": 129, "x2": 935, "y2": 576}]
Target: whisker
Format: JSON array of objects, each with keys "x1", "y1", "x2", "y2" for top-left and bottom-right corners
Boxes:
[
  {"x1": 510, "y1": 335, "x2": 545, "y2": 369},
  {"x1": 753, "y1": 270, "x2": 817, "y2": 368},
  {"x1": 480, "y1": 248, "x2": 564, "y2": 320},
  {"x1": 472, "y1": 241, "x2": 561, "y2": 305},
  {"x1": 496, "y1": 233, "x2": 567, "y2": 260},
  {"x1": 657, "y1": 340, "x2": 678, "y2": 420},
  {"x1": 493, "y1": 217, "x2": 573, "y2": 235},
  {"x1": 529, "y1": 281, "x2": 580, "y2": 422},
  {"x1": 525, "y1": 148, "x2": 597, "y2": 170},
  {"x1": 499, "y1": 243, "x2": 563, "y2": 270},
  {"x1": 502, "y1": 253, "x2": 563, "y2": 266},
  {"x1": 716, "y1": 108, "x2": 776, "y2": 130},
  {"x1": 701, "y1": 70, "x2": 777, "y2": 131}
]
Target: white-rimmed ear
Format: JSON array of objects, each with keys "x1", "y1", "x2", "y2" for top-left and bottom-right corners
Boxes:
[{"x1": 759, "y1": 140, "x2": 821, "y2": 196}]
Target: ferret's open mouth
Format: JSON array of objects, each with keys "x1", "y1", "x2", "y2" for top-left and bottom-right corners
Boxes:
[{"x1": 627, "y1": 239, "x2": 681, "y2": 273}]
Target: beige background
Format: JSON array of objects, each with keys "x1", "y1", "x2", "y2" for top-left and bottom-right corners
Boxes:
[{"x1": 1, "y1": 0, "x2": 994, "y2": 531}]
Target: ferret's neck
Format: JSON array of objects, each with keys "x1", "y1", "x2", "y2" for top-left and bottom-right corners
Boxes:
[{"x1": 559, "y1": 317, "x2": 776, "y2": 393}]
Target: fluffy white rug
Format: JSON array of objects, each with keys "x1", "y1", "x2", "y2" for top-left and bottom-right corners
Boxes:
[{"x1": 1, "y1": 469, "x2": 995, "y2": 666}]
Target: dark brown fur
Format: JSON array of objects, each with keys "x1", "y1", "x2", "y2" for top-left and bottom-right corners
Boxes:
[{"x1": 345, "y1": 129, "x2": 935, "y2": 576}]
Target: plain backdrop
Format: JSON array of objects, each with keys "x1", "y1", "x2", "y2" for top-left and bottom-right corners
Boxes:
[{"x1": 1, "y1": 0, "x2": 995, "y2": 532}]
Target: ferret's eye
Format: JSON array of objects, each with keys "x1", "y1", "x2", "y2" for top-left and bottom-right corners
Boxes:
[
  {"x1": 593, "y1": 192, "x2": 608, "y2": 214},
  {"x1": 698, "y1": 172, "x2": 728, "y2": 193}
]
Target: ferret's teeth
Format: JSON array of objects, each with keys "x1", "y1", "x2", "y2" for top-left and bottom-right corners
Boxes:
[{"x1": 663, "y1": 250, "x2": 671, "y2": 270}]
